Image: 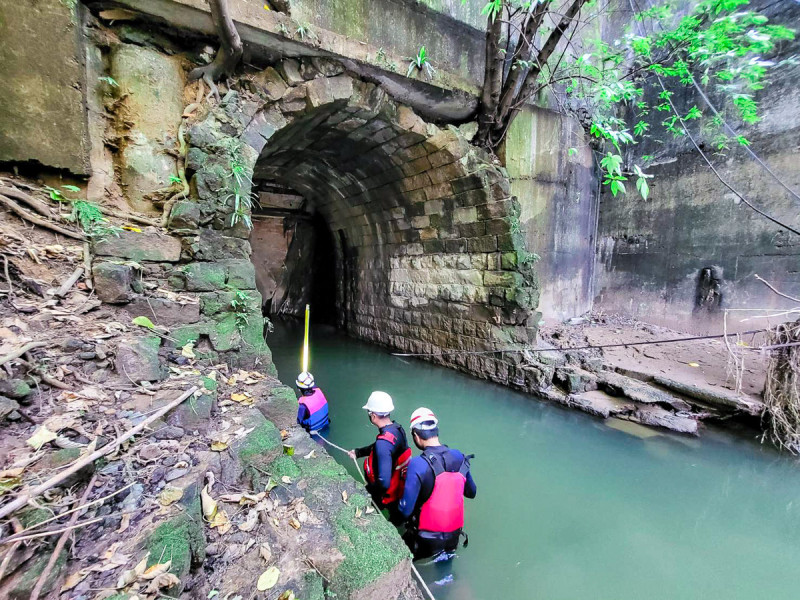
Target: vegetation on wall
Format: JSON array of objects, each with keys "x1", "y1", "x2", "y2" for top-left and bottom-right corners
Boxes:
[{"x1": 460, "y1": 0, "x2": 795, "y2": 209}]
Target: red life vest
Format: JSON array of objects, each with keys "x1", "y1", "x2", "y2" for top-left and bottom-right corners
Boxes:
[
  {"x1": 363, "y1": 424, "x2": 412, "y2": 505},
  {"x1": 418, "y1": 451, "x2": 471, "y2": 534}
]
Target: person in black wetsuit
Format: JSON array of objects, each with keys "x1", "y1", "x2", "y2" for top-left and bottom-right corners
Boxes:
[
  {"x1": 399, "y1": 407, "x2": 477, "y2": 560},
  {"x1": 348, "y1": 391, "x2": 411, "y2": 523}
]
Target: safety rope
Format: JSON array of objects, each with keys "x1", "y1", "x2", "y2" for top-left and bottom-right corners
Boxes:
[
  {"x1": 310, "y1": 432, "x2": 438, "y2": 600},
  {"x1": 390, "y1": 328, "x2": 771, "y2": 358}
]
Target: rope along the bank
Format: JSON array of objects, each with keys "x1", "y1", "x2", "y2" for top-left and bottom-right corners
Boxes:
[
  {"x1": 311, "y1": 432, "x2": 437, "y2": 600},
  {"x1": 390, "y1": 328, "x2": 771, "y2": 358}
]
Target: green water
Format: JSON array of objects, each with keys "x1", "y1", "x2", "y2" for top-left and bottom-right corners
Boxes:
[{"x1": 268, "y1": 320, "x2": 800, "y2": 600}]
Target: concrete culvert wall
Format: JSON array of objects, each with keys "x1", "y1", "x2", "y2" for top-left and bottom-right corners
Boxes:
[{"x1": 182, "y1": 65, "x2": 541, "y2": 381}]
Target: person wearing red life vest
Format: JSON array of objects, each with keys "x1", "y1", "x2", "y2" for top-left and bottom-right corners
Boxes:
[
  {"x1": 398, "y1": 407, "x2": 476, "y2": 560},
  {"x1": 295, "y1": 371, "x2": 330, "y2": 432},
  {"x1": 347, "y1": 391, "x2": 411, "y2": 523}
]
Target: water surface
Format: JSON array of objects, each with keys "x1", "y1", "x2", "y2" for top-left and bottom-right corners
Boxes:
[{"x1": 268, "y1": 320, "x2": 800, "y2": 600}]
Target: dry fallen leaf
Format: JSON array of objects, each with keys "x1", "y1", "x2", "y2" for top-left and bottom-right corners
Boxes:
[
  {"x1": 201, "y1": 473, "x2": 218, "y2": 520},
  {"x1": 209, "y1": 510, "x2": 231, "y2": 534},
  {"x1": 303, "y1": 450, "x2": 316, "y2": 460},
  {"x1": 355, "y1": 507, "x2": 362, "y2": 518},
  {"x1": 116, "y1": 553, "x2": 149, "y2": 588},
  {"x1": 27, "y1": 426, "x2": 57, "y2": 450},
  {"x1": 341, "y1": 490, "x2": 348, "y2": 503},
  {"x1": 146, "y1": 572, "x2": 181, "y2": 593},
  {"x1": 365, "y1": 506, "x2": 375, "y2": 514},
  {"x1": 238, "y1": 509, "x2": 259, "y2": 532},
  {"x1": 158, "y1": 486, "x2": 184, "y2": 506},
  {"x1": 278, "y1": 591, "x2": 296, "y2": 600},
  {"x1": 181, "y1": 342, "x2": 196, "y2": 359},
  {"x1": 289, "y1": 517, "x2": 301, "y2": 530},
  {"x1": 61, "y1": 569, "x2": 89, "y2": 592},
  {"x1": 210, "y1": 440, "x2": 229, "y2": 452},
  {"x1": 117, "y1": 513, "x2": 131, "y2": 534},
  {"x1": 281, "y1": 476, "x2": 292, "y2": 484},
  {"x1": 257, "y1": 566, "x2": 280, "y2": 591},
  {"x1": 259, "y1": 542, "x2": 272, "y2": 563},
  {"x1": 142, "y1": 560, "x2": 172, "y2": 580}
]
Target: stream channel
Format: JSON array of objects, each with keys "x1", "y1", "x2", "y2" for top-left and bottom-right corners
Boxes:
[{"x1": 268, "y1": 319, "x2": 800, "y2": 600}]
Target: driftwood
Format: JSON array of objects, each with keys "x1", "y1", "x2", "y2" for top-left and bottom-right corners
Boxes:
[
  {"x1": 0, "y1": 386, "x2": 198, "y2": 521},
  {"x1": 0, "y1": 194, "x2": 85, "y2": 241},
  {"x1": 29, "y1": 473, "x2": 98, "y2": 600}
]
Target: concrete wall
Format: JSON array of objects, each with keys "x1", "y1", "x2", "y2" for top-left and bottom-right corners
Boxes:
[
  {"x1": 0, "y1": 0, "x2": 89, "y2": 173},
  {"x1": 504, "y1": 107, "x2": 597, "y2": 324},
  {"x1": 593, "y1": 0, "x2": 800, "y2": 334}
]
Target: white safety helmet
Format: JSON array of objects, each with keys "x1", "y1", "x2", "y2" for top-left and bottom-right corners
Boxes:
[
  {"x1": 362, "y1": 391, "x2": 394, "y2": 415},
  {"x1": 296, "y1": 371, "x2": 315, "y2": 390},
  {"x1": 410, "y1": 407, "x2": 439, "y2": 431}
]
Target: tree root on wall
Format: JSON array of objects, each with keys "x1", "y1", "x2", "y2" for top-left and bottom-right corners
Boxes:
[
  {"x1": 763, "y1": 319, "x2": 800, "y2": 453},
  {"x1": 188, "y1": 0, "x2": 243, "y2": 84}
]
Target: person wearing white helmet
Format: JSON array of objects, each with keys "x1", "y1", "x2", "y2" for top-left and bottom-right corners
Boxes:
[
  {"x1": 398, "y1": 407, "x2": 476, "y2": 560},
  {"x1": 347, "y1": 391, "x2": 411, "y2": 522},
  {"x1": 295, "y1": 371, "x2": 330, "y2": 432}
]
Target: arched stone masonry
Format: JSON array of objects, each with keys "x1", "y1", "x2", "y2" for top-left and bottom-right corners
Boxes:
[{"x1": 167, "y1": 64, "x2": 541, "y2": 382}]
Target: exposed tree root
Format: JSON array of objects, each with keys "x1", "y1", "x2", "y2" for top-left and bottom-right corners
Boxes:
[
  {"x1": 189, "y1": 0, "x2": 243, "y2": 83},
  {"x1": 0, "y1": 194, "x2": 85, "y2": 241},
  {"x1": 161, "y1": 117, "x2": 191, "y2": 227},
  {"x1": 763, "y1": 319, "x2": 800, "y2": 453},
  {"x1": 0, "y1": 185, "x2": 56, "y2": 219}
]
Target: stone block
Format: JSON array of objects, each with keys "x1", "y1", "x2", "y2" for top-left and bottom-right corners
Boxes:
[
  {"x1": 93, "y1": 262, "x2": 135, "y2": 304},
  {"x1": 424, "y1": 199, "x2": 444, "y2": 215},
  {"x1": 195, "y1": 228, "x2": 251, "y2": 260},
  {"x1": 278, "y1": 58, "x2": 304, "y2": 85},
  {"x1": 501, "y1": 252, "x2": 518, "y2": 270},
  {"x1": 311, "y1": 57, "x2": 346, "y2": 77},
  {"x1": 280, "y1": 85, "x2": 309, "y2": 114},
  {"x1": 116, "y1": 335, "x2": 165, "y2": 382},
  {"x1": 451, "y1": 173, "x2": 485, "y2": 194},
  {"x1": 458, "y1": 222, "x2": 485, "y2": 237},
  {"x1": 168, "y1": 200, "x2": 200, "y2": 231},
  {"x1": 419, "y1": 227, "x2": 438, "y2": 241},
  {"x1": 95, "y1": 230, "x2": 182, "y2": 262},
  {"x1": 222, "y1": 259, "x2": 257, "y2": 290},
  {"x1": 411, "y1": 215, "x2": 430, "y2": 229},
  {"x1": 183, "y1": 263, "x2": 227, "y2": 292},
  {"x1": 121, "y1": 297, "x2": 201, "y2": 327},
  {"x1": 424, "y1": 183, "x2": 453, "y2": 201},
  {"x1": 486, "y1": 218, "x2": 512, "y2": 235},
  {"x1": 251, "y1": 66, "x2": 288, "y2": 99},
  {"x1": 469, "y1": 235, "x2": 497, "y2": 253}
]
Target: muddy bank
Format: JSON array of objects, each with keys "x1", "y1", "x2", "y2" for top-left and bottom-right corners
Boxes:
[{"x1": 515, "y1": 314, "x2": 768, "y2": 436}]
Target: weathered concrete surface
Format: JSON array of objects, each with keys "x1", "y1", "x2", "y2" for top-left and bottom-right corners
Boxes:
[
  {"x1": 593, "y1": 0, "x2": 800, "y2": 335},
  {"x1": 111, "y1": 43, "x2": 185, "y2": 213},
  {"x1": 0, "y1": 0, "x2": 89, "y2": 173},
  {"x1": 504, "y1": 106, "x2": 597, "y2": 324},
  {"x1": 107, "y1": 0, "x2": 482, "y2": 121}
]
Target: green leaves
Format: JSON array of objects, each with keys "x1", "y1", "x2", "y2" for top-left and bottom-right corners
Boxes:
[
  {"x1": 480, "y1": 0, "x2": 503, "y2": 21},
  {"x1": 132, "y1": 316, "x2": 156, "y2": 330}
]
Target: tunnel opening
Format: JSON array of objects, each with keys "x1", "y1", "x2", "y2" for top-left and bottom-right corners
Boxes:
[{"x1": 217, "y1": 73, "x2": 538, "y2": 383}]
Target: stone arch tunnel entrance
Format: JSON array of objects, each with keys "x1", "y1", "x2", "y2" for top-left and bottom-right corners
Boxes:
[{"x1": 189, "y1": 68, "x2": 541, "y2": 384}]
